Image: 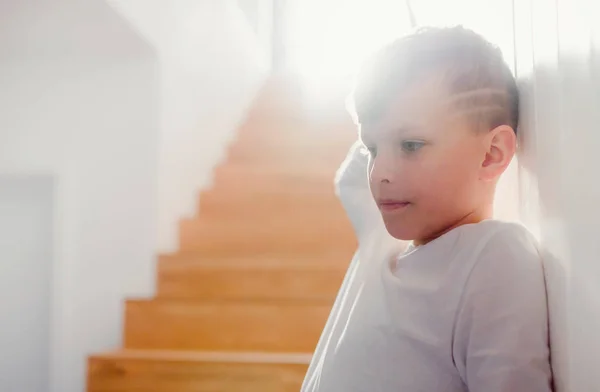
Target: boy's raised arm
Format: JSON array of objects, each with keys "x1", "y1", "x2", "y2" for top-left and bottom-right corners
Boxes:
[{"x1": 334, "y1": 140, "x2": 381, "y2": 244}]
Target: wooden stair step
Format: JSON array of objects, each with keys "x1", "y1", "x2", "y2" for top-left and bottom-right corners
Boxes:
[
  {"x1": 200, "y1": 184, "x2": 341, "y2": 208},
  {"x1": 181, "y1": 212, "x2": 352, "y2": 234},
  {"x1": 88, "y1": 350, "x2": 311, "y2": 392},
  {"x1": 124, "y1": 299, "x2": 330, "y2": 352},
  {"x1": 243, "y1": 83, "x2": 308, "y2": 121},
  {"x1": 169, "y1": 241, "x2": 355, "y2": 257},
  {"x1": 235, "y1": 118, "x2": 315, "y2": 136},
  {"x1": 159, "y1": 249, "x2": 353, "y2": 266},
  {"x1": 233, "y1": 127, "x2": 353, "y2": 151},
  {"x1": 236, "y1": 111, "x2": 355, "y2": 137},
  {"x1": 161, "y1": 243, "x2": 356, "y2": 260},
  {"x1": 198, "y1": 188, "x2": 345, "y2": 220},
  {"x1": 156, "y1": 254, "x2": 348, "y2": 300},
  {"x1": 178, "y1": 215, "x2": 355, "y2": 252},
  {"x1": 211, "y1": 164, "x2": 337, "y2": 194},
  {"x1": 226, "y1": 143, "x2": 344, "y2": 171}
]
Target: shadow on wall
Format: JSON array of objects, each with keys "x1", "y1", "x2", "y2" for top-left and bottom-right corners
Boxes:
[{"x1": 517, "y1": 48, "x2": 600, "y2": 391}]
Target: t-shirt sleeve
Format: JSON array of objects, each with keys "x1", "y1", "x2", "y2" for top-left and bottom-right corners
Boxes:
[{"x1": 453, "y1": 226, "x2": 553, "y2": 392}]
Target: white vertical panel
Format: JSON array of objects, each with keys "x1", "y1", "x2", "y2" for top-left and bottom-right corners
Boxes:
[
  {"x1": 514, "y1": 0, "x2": 600, "y2": 389},
  {"x1": 556, "y1": 0, "x2": 600, "y2": 390},
  {"x1": 0, "y1": 177, "x2": 53, "y2": 392},
  {"x1": 514, "y1": 1, "x2": 570, "y2": 390}
]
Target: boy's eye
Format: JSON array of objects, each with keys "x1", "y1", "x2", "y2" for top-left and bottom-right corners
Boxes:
[{"x1": 401, "y1": 140, "x2": 425, "y2": 153}]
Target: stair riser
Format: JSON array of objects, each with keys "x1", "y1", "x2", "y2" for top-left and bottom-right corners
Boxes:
[
  {"x1": 211, "y1": 164, "x2": 337, "y2": 195},
  {"x1": 88, "y1": 357, "x2": 308, "y2": 392},
  {"x1": 186, "y1": 212, "x2": 350, "y2": 228},
  {"x1": 198, "y1": 191, "x2": 343, "y2": 220},
  {"x1": 178, "y1": 229, "x2": 356, "y2": 253},
  {"x1": 226, "y1": 139, "x2": 350, "y2": 167},
  {"x1": 235, "y1": 118, "x2": 354, "y2": 143},
  {"x1": 124, "y1": 300, "x2": 330, "y2": 353},
  {"x1": 171, "y1": 243, "x2": 356, "y2": 257},
  {"x1": 178, "y1": 215, "x2": 356, "y2": 252},
  {"x1": 156, "y1": 266, "x2": 345, "y2": 301}
]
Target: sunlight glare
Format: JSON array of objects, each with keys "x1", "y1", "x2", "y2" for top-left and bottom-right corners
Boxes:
[{"x1": 287, "y1": 0, "x2": 411, "y2": 81}]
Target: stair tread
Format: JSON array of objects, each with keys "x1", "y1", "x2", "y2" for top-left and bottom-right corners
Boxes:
[
  {"x1": 156, "y1": 254, "x2": 349, "y2": 301},
  {"x1": 180, "y1": 214, "x2": 351, "y2": 232},
  {"x1": 163, "y1": 248, "x2": 354, "y2": 260},
  {"x1": 199, "y1": 187, "x2": 341, "y2": 207},
  {"x1": 124, "y1": 299, "x2": 330, "y2": 352},
  {"x1": 88, "y1": 349, "x2": 310, "y2": 392},
  {"x1": 179, "y1": 214, "x2": 355, "y2": 252},
  {"x1": 127, "y1": 298, "x2": 333, "y2": 306},
  {"x1": 176, "y1": 242, "x2": 355, "y2": 255},
  {"x1": 159, "y1": 257, "x2": 350, "y2": 270},
  {"x1": 91, "y1": 350, "x2": 313, "y2": 365},
  {"x1": 212, "y1": 164, "x2": 337, "y2": 188}
]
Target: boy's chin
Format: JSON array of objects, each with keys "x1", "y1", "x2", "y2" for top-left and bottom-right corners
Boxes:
[{"x1": 383, "y1": 221, "x2": 419, "y2": 241}]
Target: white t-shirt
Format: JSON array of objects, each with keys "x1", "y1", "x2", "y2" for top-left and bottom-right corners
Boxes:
[{"x1": 302, "y1": 143, "x2": 552, "y2": 392}]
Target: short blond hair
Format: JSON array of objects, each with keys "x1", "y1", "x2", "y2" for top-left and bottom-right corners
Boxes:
[{"x1": 351, "y1": 26, "x2": 519, "y2": 133}]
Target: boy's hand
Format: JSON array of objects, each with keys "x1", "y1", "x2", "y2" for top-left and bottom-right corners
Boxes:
[{"x1": 334, "y1": 141, "x2": 377, "y2": 242}]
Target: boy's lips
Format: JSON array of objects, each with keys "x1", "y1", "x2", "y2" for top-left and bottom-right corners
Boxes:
[{"x1": 377, "y1": 199, "x2": 411, "y2": 212}]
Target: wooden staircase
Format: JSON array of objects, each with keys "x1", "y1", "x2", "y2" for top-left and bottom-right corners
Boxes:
[{"x1": 87, "y1": 75, "x2": 357, "y2": 391}]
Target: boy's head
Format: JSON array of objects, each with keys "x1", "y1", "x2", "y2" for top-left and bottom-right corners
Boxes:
[{"x1": 352, "y1": 26, "x2": 518, "y2": 244}]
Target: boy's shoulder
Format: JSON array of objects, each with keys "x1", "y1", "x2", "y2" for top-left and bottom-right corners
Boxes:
[
  {"x1": 459, "y1": 219, "x2": 538, "y2": 250},
  {"x1": 458, "y1": 219, "x2": 543, "y2": 277}
]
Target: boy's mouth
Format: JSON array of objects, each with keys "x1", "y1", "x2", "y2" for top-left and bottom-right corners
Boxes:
[{"x1": 377, "y1": 199, "x2": 411, "y2": 212}]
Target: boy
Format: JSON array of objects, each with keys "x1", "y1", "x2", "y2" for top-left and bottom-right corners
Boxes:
[{"x1": 302, "y1": 27, "x2": 552, "y2": 391}]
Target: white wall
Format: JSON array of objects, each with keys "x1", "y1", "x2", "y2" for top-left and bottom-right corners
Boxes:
[
  {"x1": 0, "y1": 2, "x2": 159, "y2": 392},
  {"x1": 1, "y1": 1, "x2": 268, "y2": 391},
  {"x1": 53, "y1": 58, "x2": 158, "y2": 392},
  {"x1": 157, "y1": 1, "x2": 268, "y2": 252},
  {"x1": 0, "y1": 177, "x2": 53, "y2": 392},
  {"x1": 514, "y1": 0, "x2": 600, "y2": 390},
  {"x1": 237, "y1": 0, "x2": 262, "y2": 34},
  {"x1": 109, "y1": 0, "x2": 269, "y2": 252}
]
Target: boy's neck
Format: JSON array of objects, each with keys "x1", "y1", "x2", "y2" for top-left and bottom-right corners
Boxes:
[{"x1": 414, "y1": 205, "x2": 493, "y2": 246}]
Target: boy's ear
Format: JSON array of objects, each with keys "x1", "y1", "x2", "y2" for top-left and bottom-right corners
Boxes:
[{"x1": 480, "y1": 125, "x2": 516, "y2": 180}]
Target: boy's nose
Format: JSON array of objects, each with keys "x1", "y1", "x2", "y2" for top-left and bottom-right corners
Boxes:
[{"x1": 369, "y1": 156, "x2": 395, "y2": 185}]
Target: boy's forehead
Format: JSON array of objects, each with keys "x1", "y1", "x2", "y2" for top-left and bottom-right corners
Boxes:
[
  {"x1": 360, "y1": 77, "x2": 507, "y2": 140},
  {"x1": 361, "y1": 77, "x2": 455, "y2": 139}
]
